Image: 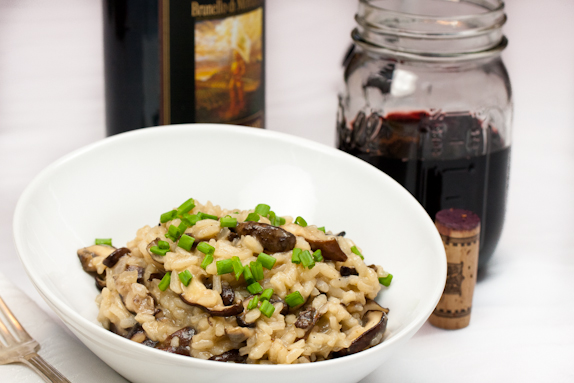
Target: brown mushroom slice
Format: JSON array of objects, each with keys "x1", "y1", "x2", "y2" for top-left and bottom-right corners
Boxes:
[
  {"x1": 209, "y1": 349, "x2": 247, "y2": 363},
  {"x1": 340, "y1": 266, "x2": 359, "y2": 277},
  {"x1": 95, "y1": 274, "x2": 106, "y2": 290},
  {"x1": 103, "y1": 247, "x2": 131, "y2": 268},
  {"x1": 221, "y1": 285, "x2": 235, "y2": 306},
  {"x1": 236, "y1": 315, "x2": 256, "y2": 328},
  {"x1": 77, "y1": 244, "x2": 116, "y2": 273},
  {"x1": 146, "y1": 238, "x2": 167, "y2": 264},
  {"x1": 148, "y1": 272, "x2": 166, "y2": 282},
  {"x1": 307, "y1": 238, "x2": 347, "y2": 262},
  {"x1": 331, "y1": 300, "x2": 389, "y2": 358},
  {"x1": 179, "y1": 294, "x2": 243, "y2": 317},
  {"x1": 225, "y1": 326, "x2": 254, "y2": 343},
  {"x1": 126, "y1": 265, "x2": 145, "y2": 285},
  {"x1": 126, "y1": 323, "x2": 148, "y2": 343},
  {"x1": 295, "y1": 296, "x2": 329, "y2": 341},
  {"x1": 234, "y1": 222, "x2": 296, "y2": 253},
  {"x1": 156, "y1": 327, "x2": 196, "y2": 356},
  {"x1": 269, "y1": 295, "x2": 289, "y2": 316}
]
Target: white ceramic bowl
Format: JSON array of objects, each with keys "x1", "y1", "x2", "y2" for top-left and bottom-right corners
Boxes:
[{"x1": 14, "y1": 124, "x2": 446, "y2": 383}]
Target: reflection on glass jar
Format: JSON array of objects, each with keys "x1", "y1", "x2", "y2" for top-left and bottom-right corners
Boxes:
[{"x1": 337, "y1": 0, "x2": 512, "y2": 269}]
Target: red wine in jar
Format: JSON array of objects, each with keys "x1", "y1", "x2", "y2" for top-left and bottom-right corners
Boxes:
[{"x1": 338, "y1": 110, "x2": 510, "y2": 269}]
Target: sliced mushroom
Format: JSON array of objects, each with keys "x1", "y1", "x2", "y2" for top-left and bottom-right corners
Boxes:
[
  {"x1": 180, "y1": 294, "x2": 243, "y2": 317},
  {"x1": 126, "y1": 323, "x2": 148, "y2": 343},
  {"x1": 148, "y1": 272, "x2": 166, "y2": 282},
  {"x1": 225, "y1": 326, "x2": 254, "y2": 343},
  {"x1": 236, "y1": 315, "x2": 256, "y2": 328},
  {"x1": 307, "y1": 238, "x2": 347, "y2": 262},
  {"x1": 295, "y1": 307, "x2": 316, "y2": 329},
  {"x1": 335, "y1": 231, "x2": 346, "y2": 237},
  {"x1": 156, "y1": 327, "x2": 196, "y2": 356},
  {"x1": 103, "y1": 247, "x2": 131, "y2": 268},
  {"x1": 146, "y1": 238, "x2": 167, "y2": 264},
  {"x1": 234, "y1": 222, "x2": 296, "y2": 253},
  {"x1": 209, "y1": 349, "x2": 247, "y2": 363},
  {"x1": 269, "y1": 295, "x2": 289, "y2": 316},
  {"x1": 95, "y1": 273, "x2": 106, "y2": 290},
  {"x1": 331, "y1": 299, "x2": 388, "y2": 358},
  {"x1": 126, "y1": 265, "x2": 145, "y2": 285},
  {"x1": 221, "y1": 285, "x2": 235, "y2": 306},
  {"x1": 77, "y1": 245, "x2": 116, "y2": 273},
  {"x1": 294, "y1": 295, "x2": 329, "y2": 341},
  {"x1": 340, "y1": 266, "x2": 358, "y2": 277}
]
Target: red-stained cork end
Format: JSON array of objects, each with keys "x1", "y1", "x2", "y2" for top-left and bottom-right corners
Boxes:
[{"x1": 435, "y1": 209, "x2": 480, "y2": 232}]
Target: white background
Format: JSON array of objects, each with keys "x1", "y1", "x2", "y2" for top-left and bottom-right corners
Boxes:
[{"x1": 0, "y1": 0, "x2": 573, "y2": 381}]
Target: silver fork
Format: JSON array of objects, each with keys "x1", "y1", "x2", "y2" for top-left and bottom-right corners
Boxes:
[{"x1": 0, "y1": 295, "x2": 71, "y2": 382}]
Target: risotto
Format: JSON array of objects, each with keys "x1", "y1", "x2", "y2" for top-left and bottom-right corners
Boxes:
[{"x1": 77, "y1": 199, "x2": 393, "y2": 364}]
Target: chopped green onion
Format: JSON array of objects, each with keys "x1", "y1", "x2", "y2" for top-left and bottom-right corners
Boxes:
[
  {"x1": 250, "y1": 261, "x2": 264, "y2": 281},
  {"x1": 177, "y1": 198, "x2": 195, "y2": 216},
  {"x1": 379, "y1": 274, "x2": 393, "y2": 287},
  {"x1": 160, "y1": 210, "x2": 177, "y2": 223},
  {"x1": 254, "y1": 204, "x2": 270, "y2": 216},
  {"x1": 178, "y1": 270, "x2": 193, "y2": 286},
  {"x1": 197, "y1": 242, "x2": 215, "y2": 255},
  {"x1": 268, "y1": 211, "x2": 276, "y2": 221},
  {"x1": 200, "y1": 253, "x2": 214, "y2": 269},
  {"x1": 273, "y1": 216, "x2": 286, "y2": 226},
  {"x1": 177, "y1": 221, "x2": 189, "y2": 236},
  {"x1": 245, "y1": 212, "x2": 260, "y2": 222},
  {"x1": 257, "y1": 253, "x2": 276, "y2": 270},
  {"x1": 177, "y1": 234, "x2": 195, "y2": 251},
  {"x1": 220, "y1": 215, "x2": 237, "y2": 228},
  {"x1": 243, "y1": 264, "x2": 255, "y2": 285},
  {"x1": 260, "y1": 288, "x2": 273, "y2": 301},
  {"x1": 150, "y1": 246, "x2": 169, "y2": 256},
  {"x1": 166, "y1": 224, "x2": 181, "y2": 241},
  {"x1": 158, "y1": 272, "x2": 171, "y2": 291},
  {"x1": 285, "y1": 291, "x2": 305, "y2": 307},
  {"x1": 291, "y1": 248, "x2": 302, "y2": 264},
  {"x1": 216, "y1": 259, "x2": 233, "y2": 275},
  {"x1": 247, "y1": 295, "x2": 259, "y2": 310},
  {"x1": 181, "y1": 213, "x2": 201, "y2": 226},
  {"x1": 317, "y1": 226, "x2": 326, "y2": 233},
  {"x1": 231, "y1": 256, "x2": 244, "y2": 280},
  {"x1": 247, "y1": 282, "x2": 263, "y2": 294},
  {"x1": 259, "y1": 300, "x2": 275, "y2": 318},
  {"x1": 300, "y1": 250, "x2": 315, "y2": 269},
  {"x1": 198, "y1": 212, "x2": 218, "y2": 220},
  {"x1": 295, "y1": 216, "x2": 307, "y2": 227},
  {"x1": 158, "y1": 240, "x2": 170, "y2": 250},
  {"x1": 313, "y1": 249, "x2": 323, "y2": 262},
  {"x1": 351, "y1": 246, "x2": 364, "y2": 260},
  {"x1": 95, "y1": 238, "x2": 112, "y2": 246}
]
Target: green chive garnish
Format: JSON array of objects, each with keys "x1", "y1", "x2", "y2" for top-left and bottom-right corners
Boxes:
[
  {"x1": 247, "y1": 296, "x2": 259, "y2": 310},
  {"x1": 150, "y1": 246, "x2": 169, "y2": 256},
  {"x1": 313, "y1": 249, "x2": 323, "y2": 262},
  {"x1": 95, "y1": 238, "x2": 112, "y2": 246},
  {"x1": 158, "y1": 272, "x2": 171, "y2": 291},
  {"x1": 216, "y1": 259, "x2": 233, "y2": 275},
  {"x1": 231, "y1": 256, "x2": 244, "y2": 280},
  {"x1": 243, "y1": 265, "x2": 255, "y2": 285},
  {"x1": 247, "y1": 282, "x2": 263, "y2": 294},
  {"x1": 254, "y1": 204, "x2": 270, "y2": 216},
  {"x1": 160, "y1": 210, "x2": 177, "y2": 223},
  {"x1": 178, "y1": 270, "x2": 193, "y2": 286},
  {"x1": 291, "y1": 248, "x2": 302, "y2": 264},
  {"x1": 351, "y1": 245, "x2": 364, "y2": 260},
  {"x1": 379, "y1": 274, "x2": 393, "y2": 287},
  {"x1": 274, "y1": 216, "x2": 286, "y2": 226},
  {"x1": 198, "y1": 212, "x2": 218, "y2": 220},
  {"x1": 300, "y1": 250, "x2": 315, "y2": 269},
  {"x1": 317, "y1": 226, "x2": 326, "y2": 233},
  {"x1": 295, "y1": 216, "x2": 307, "y2": 227},
  {"x1": 165, "y1": 224, "x2": 181, "y2": 241},
  {"x1": 285, "y1": 291, "x2": 305, "y2": 307},
  {"x1": 259, "y1": 300, "x2": 275, "y2": 318},
  {"x1": 268, "y1": 210, "x2": 276, "y2": 221},
  {"x1": 177, "y1": 234, "x2": 195, "y2": 251},
  {"x1": 250, "y1": 261, "x2": 264, "y2": 281},
  {"x1": 245, "y1": 212, "x2": 260, "y2": 222},
  {"x1": 158, "y1": 240, "x2": 170, "y2": 250},
  {"x1": 260, "y1": 288, "x2": 273, "y2": 301},
  {"x1": 181, "y1": 213, "x2": 201, "y2": 226},
  {"x1": 220, "y1": 216, "x2": 237, "y2": 228},
  {"x1": 201, "y1": 253, "x2": 214, "y2": 270},
  {"x1": 197, "y1": 242, "x2": 215, "y2": 255},
  {"x1": 177, "y1": 221, "x2": 189, "y2": 235},
  {"x1": 177, "y1": 198, "x2": 195, "y2": 216},
  {"x1": 257, "y1": 253, "x2": 276, "y2": 270}
]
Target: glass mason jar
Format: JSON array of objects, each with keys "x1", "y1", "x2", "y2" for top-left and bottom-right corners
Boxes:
[{"x1": 337, "y1": 0, "x2": 512, "y2": 269}]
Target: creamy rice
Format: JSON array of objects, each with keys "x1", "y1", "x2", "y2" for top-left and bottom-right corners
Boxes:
[{"x1": 77, "y1": 200, "x2": 391, "y2": 364}]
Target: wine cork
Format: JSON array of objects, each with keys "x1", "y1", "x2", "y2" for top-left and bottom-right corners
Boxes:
[{"x1": 429, "y1": 209, "x2": 480, "y2": 330}]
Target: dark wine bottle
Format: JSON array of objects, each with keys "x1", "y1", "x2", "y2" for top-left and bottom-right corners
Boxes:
[{"x1": 103, "y1": 0, "x2": 265, "y2": 136}]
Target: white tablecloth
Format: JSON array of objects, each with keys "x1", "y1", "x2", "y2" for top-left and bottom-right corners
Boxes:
[{"x1": 1, "y1": 1, "x2": 573, "y2": 382}]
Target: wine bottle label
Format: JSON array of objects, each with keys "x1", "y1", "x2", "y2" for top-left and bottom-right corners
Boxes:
[{"x1": 160, "y1": 0, "x2": 264, "y2": 128}]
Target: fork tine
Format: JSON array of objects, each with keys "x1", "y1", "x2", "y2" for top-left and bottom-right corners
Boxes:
[{"x1": 0, "y1": 296, "x2": 32, "y2": 343}]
